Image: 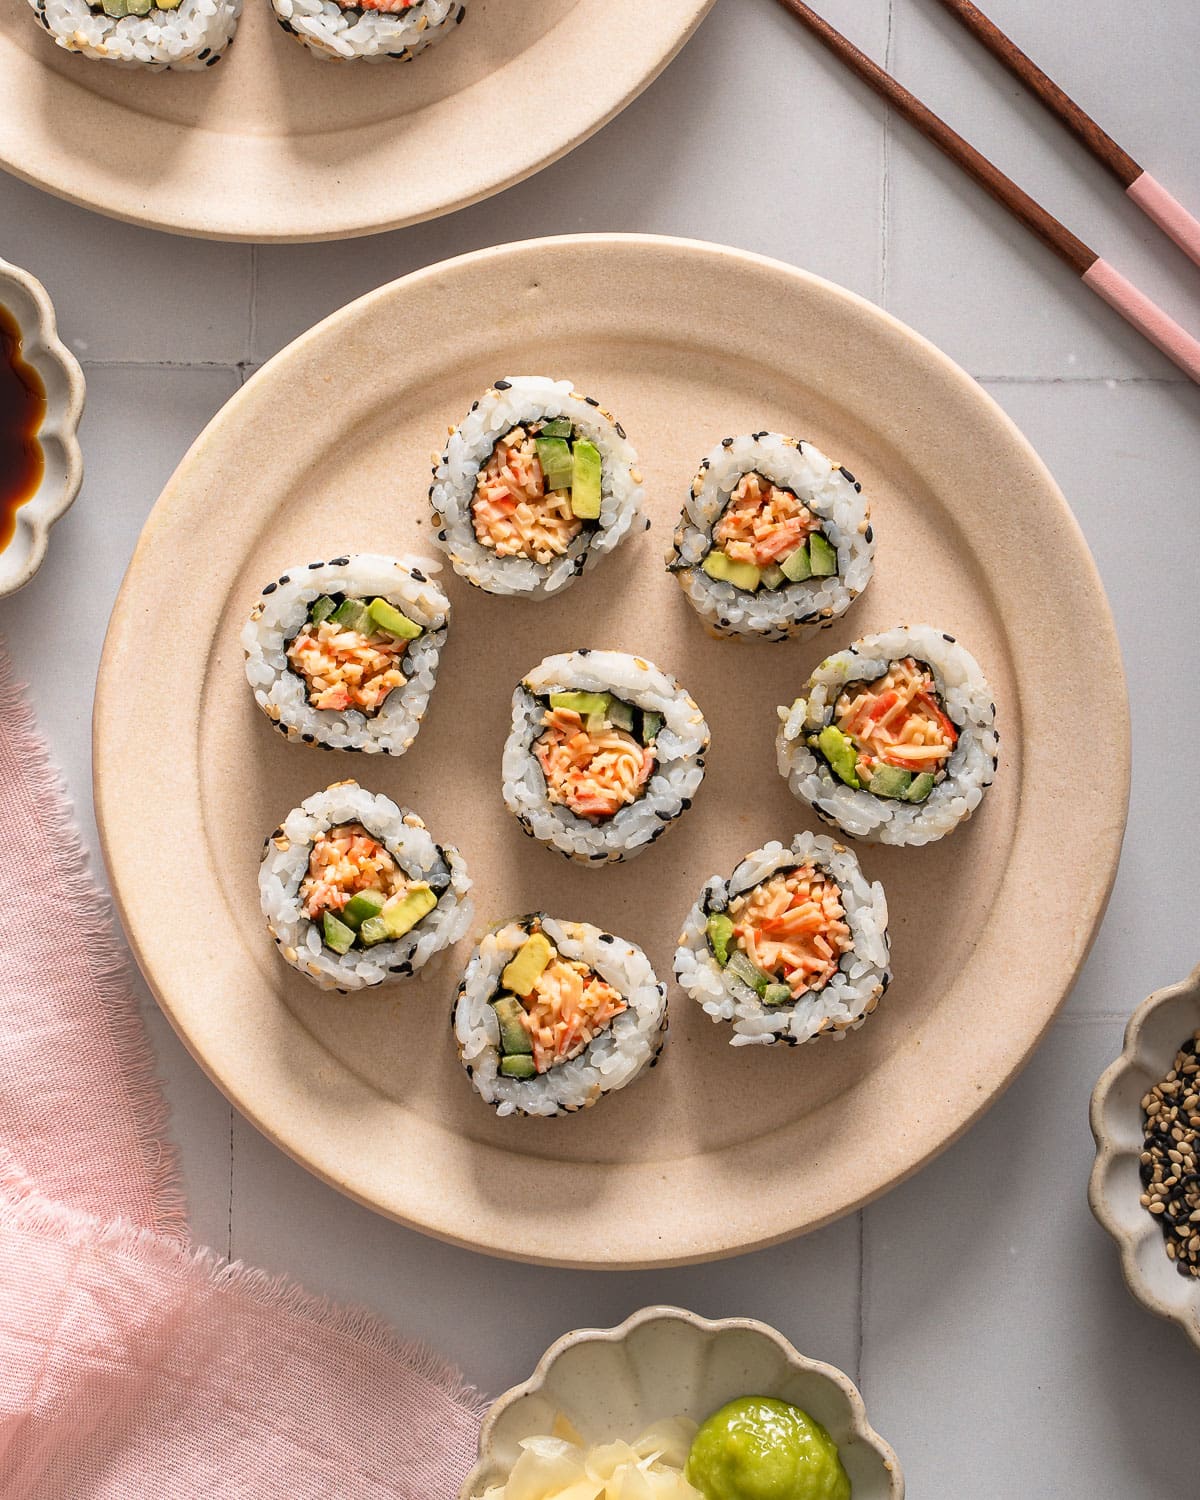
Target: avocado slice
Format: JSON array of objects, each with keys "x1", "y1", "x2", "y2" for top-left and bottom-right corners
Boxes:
[
  {"x1": 341, "y1": 888, "x2": 386, "y2": 930},
  {"x1": 501, "y1": 932, "x2": 555, "y2": 997},
  {"x1": 762, "y1": 982, "x2": 793, "y2": 1007},
  {"x1": 500, "y1": 1055, "x2": 537, "y2": 1080},
  {"x1": 780, "y1": 543, "x2": 813, "y2": 583},
  {"x1": 726, "y1": 949, "x2": 773, "y2": 996},
  {"x1": 570, "y1": 439, "x2": 603, "y2": 520},
  {"x1": 367, "y1": 597, "x2": 422, "y2": 640},
  {"x1": 309, "y1": 594, "x2": 338, "y2": 627},
  {"x1": 492, "y1": 995, "x2": 534, "y2": 1056},
  {"x1": 641, "y1": 710, "x2": 663, "y2": 745},
  {"x1": 606, "y1": 696, "x2": 635, "y2": 733},
  {"x1": 534, "y1": 437, "x2": 574, "y2": 493},
  {"x1": 382, "y1": 884, "x2": 436, "y2": 938},
  {"x1": 549, "y1": 690, "x2": 611, "y2": 718},
  {"x1": 706, "y1": 912, "x2": 735, "y2": 966},
  {"x1": 867, "y1": 765, "x2": 913, "y2": 800},
  {"x1": 538, "y1": 417, "x2": 572, "y2": 439},
  {"x1": 701, "y1": 549, "x2": 762, "y2": 592},
  {"x1": 905, "y1": 772, "x2": 936, "y2": 804},
  {"x1": 760, "y1": 563, "x2": 786, "y2": 590},
  {"x1": 808, "y1": 532, "x2": 838, "y2": 577},
  {"x1": 817, "y1": 725, "x2": 861, "y2": 789},
  {"x1": 329, "y1": 598, "x2": 373, "y2": 634},
  {"x1": 322, "y1": 912, "x2": 356, "y2": 955}
]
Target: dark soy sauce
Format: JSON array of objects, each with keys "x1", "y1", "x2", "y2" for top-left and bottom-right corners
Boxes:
[{"x1": 0, "y1": 303, "x2": 47, "y2": 554}]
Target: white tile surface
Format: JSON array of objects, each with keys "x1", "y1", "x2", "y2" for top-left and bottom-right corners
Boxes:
[{"x1": 3, "y1": 0, "x2": 1200, "y2": 1492}]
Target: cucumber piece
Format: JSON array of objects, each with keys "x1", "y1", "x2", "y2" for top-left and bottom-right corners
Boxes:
[
  {"x1": 762, "y1": 983, "x2": 793, "y2": 1007},
  {"x1": 640, "y1": 710, "x2": 663, "y2": 746},
  {"x1": 570, "y1": 439, "x2": 603, "y2": 519},
  {"x1": 780, "y1": 543, "x2": 813, "y2": 582},
  {"x1": 701, "y1": 550, "x2": 762, "y2": 592},
  {"x1": 905, "y1": 772, "x2": 936, "y2": 804},
  {"x1": 538, "y1": 418, "x2": 572, "y2": 439},
  {"x1": 535, "y1": 437, "x2": 574, "y2": 492},
  {"x1": 817, "y1": 725, "x2": 861, "y2": 789},
  {"x1": 358, "y1": 914, "x2": 390, "y2": 947},
  {"x1": 549, "y1": 690, "x2": 611, "y2": 718},
  {"x1": 341, "y1": 888, "x2": 386, "y2": 930},
  {"x1": 501, "y1": 932, "x2": 555, "y2": 997},
  {"x1": 492, "y1": 995, "x2": 534, "y2": 1056},
  {"x1": 500, "y1": 1055, "x2": 537, "y2": 1080},
  {"x1": 760, "y1": 564, "x2": 786, "y2": 590},
  {"x1": 309, "y1": 594, "x2": 338, "y2": 627},
  {"x1": 726, "y1": 949, "x2": 772, "y2": 996},
  {"x1": 867, "y1": 765, "x2": 913, "y2": 800},
  {"x1": 606, "y1": 696, "x2": 635, "y2": 733},
  {"x1": 330, "y1": 598, "x2": 373, "y2": 634},
  {"x1": 322, "y1": 912, "x2": 356, "y2": 955},
  {"x1": 367, "y1": 597, "x2": 422, "y2": 640},
  {"x1": 808, "y1": 532, "x2": 838, "y2": 577},
  {"x1": 706, "y1": 912, "x2": 735, "y2": 966}
]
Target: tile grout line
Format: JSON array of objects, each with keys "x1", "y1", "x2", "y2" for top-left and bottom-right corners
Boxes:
[
  {"x1": 855, "y1": 1209, "x2": 866, "y2": 1395},
  {"x1": 246, "y1": 242, "x2": 259, "y2": 370},
  {"x1": 879, "y1": 0, "x2": 895, "y2": 310},
  {"x1": 227, "y1": 1107, "x2": 235, "y2": 1260}
]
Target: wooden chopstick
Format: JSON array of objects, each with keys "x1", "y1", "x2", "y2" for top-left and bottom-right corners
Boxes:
[
  {"x1": 933, "y1": 0, "x2": 1200, "y2": 269},
  {"x1": 772, "y1": 0, "x2": 1200, "y2": 384}
]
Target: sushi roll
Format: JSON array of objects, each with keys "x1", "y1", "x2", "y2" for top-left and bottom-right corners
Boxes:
[
  {"x1": 502, "y1": 649, "x2": 709, "y2": 866},
  {"x1": 776, "y1": 625, "x2": 999, "y2": 846},
  {"x1": 259, "y1": 781, "x2": 472, "y2": 993},
  {"x1": 667, "y1": 433, "x2": 874, "y2": 642},
  {"x1": 271, "y1": 0, "x2": 466, "y2": 62},
  {"x1": 429, "y1": 377, "x2": 644, "y2": 599},
  {"x1": 242, "y1": 554, "x2": 449, "y2": 756},
  {"x1": 453, "y1": 914, "x2": 667, "y2": 1117},
  {"x1": 29, "y1": 0, "x2": 240, "y2": 67},
  {"x1": 674, "y1": 833, "x2": 890, "y2": 1047}
]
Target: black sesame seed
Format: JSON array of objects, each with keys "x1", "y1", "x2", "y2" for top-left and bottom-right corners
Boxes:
[
  {"x1": 615, "y1": 423, "x2": 626, "y2": 439},
  {"x1": 584, "y1": 395, "x2": 599, "y2": 407},
  {"x1": 197, "y1": 46, "x2": 210, "y2": 58},
  {"x1": 410, "y1": 567, "x2": 425, "y2": 582},
  {"x1": 205, "y1": 52, "x2": 220, "y2": 64},
  {"x1": 307, "y1": 559, "x2": 324, "y2": 569},
  {"x1": 494, "y1": 379, "x2": 511, "y2": 390},
  {"x1": 721, "y1": 437, "x2": 734, "y2": 448},
  {"x1": 262, "y1": 582, "x2": 277, "y2": 595},
  {"x1": 599, "y1": 933, "x2": 615, "y2": 943},
  {"x1": 864, "y1": 525, "x2": 874, "y2": 543},
  {"x1": 839, "y1": 465, "x2": 857, "y2": 486}
]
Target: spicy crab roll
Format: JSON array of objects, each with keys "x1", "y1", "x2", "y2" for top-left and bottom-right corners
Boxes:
[
  {"x1": 674, "y1": 833, "x2": 890, "y2": 1047},
  {"x1": 667, "y1": 433, "x2": 875, "y2": 642},
  {"x1": 242, "y1": 554, "x2": 449, "y2": 756},
  {"x1": 270, "y1": 0, "x2": 465, "y2": 62},
  {"x1": 259, "y1": 781, "x2": 472, "y2": 993},
  {"x1": 29, "y1": 0, "x2": 240, "y2": 67},
  {"x1": 453, "y1": 914, "x2": 667, "y2": 1117},
  {"x1": 429, "y1": 377, "x2": 644, "y2": 599},
  {"x1": 776, "y1": 625, "x2": 999, "y2": 846},
  {"x1": 502, "y1": 649, "x2": 709, "y2": 865}
]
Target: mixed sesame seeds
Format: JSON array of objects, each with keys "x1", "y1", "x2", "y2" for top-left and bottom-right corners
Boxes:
[{"x1": 1140, "y1": 1030, "x2": 1200, "y2": 1278}]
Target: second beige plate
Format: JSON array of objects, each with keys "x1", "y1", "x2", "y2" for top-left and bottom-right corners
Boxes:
[{"x1": 95, "y1": 234, "x2": 1129, "y2": 1267}]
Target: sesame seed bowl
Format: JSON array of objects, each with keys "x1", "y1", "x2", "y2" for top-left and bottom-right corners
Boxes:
[
  {"x1": 1089, "y1": 963, "x2": 1200, "y2": 1354},
  {"x1": 460, "y1": 1305, "x2": 903, "y2": 1499},
  {"x1": 0, "y1": 256, "x2": 84, "y2": 599}
]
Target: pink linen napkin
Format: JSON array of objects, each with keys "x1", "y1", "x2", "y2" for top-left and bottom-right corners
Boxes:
[{"x1": 0, "y1": 640, "x2": 487, "y2": 1499}]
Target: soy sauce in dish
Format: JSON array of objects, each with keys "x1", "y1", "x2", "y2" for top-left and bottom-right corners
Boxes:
[{"x1": 0, "y1": 303, "x2": 47, "y2": 553}]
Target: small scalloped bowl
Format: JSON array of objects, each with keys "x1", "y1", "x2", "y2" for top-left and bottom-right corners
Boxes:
[
  {"x1": 1089, "y1": 964, "x2": 1200, "y2": 1353},
  {"x1": 460, "y1": 1306, "x2": 903, "y2": 1499},
  {"x1": 0, "y1": 256, "x2": 84, "y2": 598}
]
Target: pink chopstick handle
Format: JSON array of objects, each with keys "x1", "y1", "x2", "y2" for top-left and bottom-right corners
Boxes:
[
  {"x1": 1127, "y1": 171, "x2": 1200, "y2": 269},
  {"x1": 1083, "y1": 257, "x2": 1200, "y2": 384}
]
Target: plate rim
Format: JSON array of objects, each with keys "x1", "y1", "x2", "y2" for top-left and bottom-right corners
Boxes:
[
  {"x1": 0, "y1": 1, "x2": 716, "y2": 242},
  {"x1": 94, "y1": 231, "x2": 1132, "y2": 1266}
]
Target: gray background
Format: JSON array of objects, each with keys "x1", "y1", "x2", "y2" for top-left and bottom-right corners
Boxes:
[{"x1": 4, "y1": 1, "x2": 1200, "y2": 1493}]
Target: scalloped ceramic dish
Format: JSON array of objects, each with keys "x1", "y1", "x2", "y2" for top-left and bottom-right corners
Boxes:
[
  {"x1": 461, "y1": 1307, "x2": 903, "y2": 1499},
  {"x1": 0, "y1": 257, "x2": 84, "y2": 598},
  {"x1": 1090, "y1": 965, "x2": 1200, "y2": 1352}
]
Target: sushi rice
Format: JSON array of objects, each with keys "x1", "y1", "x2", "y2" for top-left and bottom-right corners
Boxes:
[
  {"x1": 453, "y1": 914, "x2": 667, "y2": 1117},
  {"x1": 667, "y1": 432, "x2": 874, "y2": 642},
  {"x1": 271, "y1": 0, "x2": 465, "y2": 62},
  {"x1": 29, "y1": 0, "x2": 239, "y2": 67},
  {"x1": 259, "y1": 781, "x2": 472, "y2": 992},
  {"x1": 242, "y1": 553, "x2": 449, "y2": 757},
  {"x1": 675, "y1": 833, "x2": 890, "y2": 1047},
  {"x1": 777, "y1": 624, "x2": 999, "y2": 846},
  {"x1": 430, "y1": 377, "x2": 645, "y2": 599},
  {"x1": 502, "y1": 649, "x2": 709, "y2": 865}
]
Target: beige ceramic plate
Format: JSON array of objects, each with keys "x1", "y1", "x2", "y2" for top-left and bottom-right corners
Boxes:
[
  {"x1": 0, "y1": 0, "x2": 713, "y2": 241},
  {"x1": 95, "y1": 234, "x2": 1129, "y2": 1268}
]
